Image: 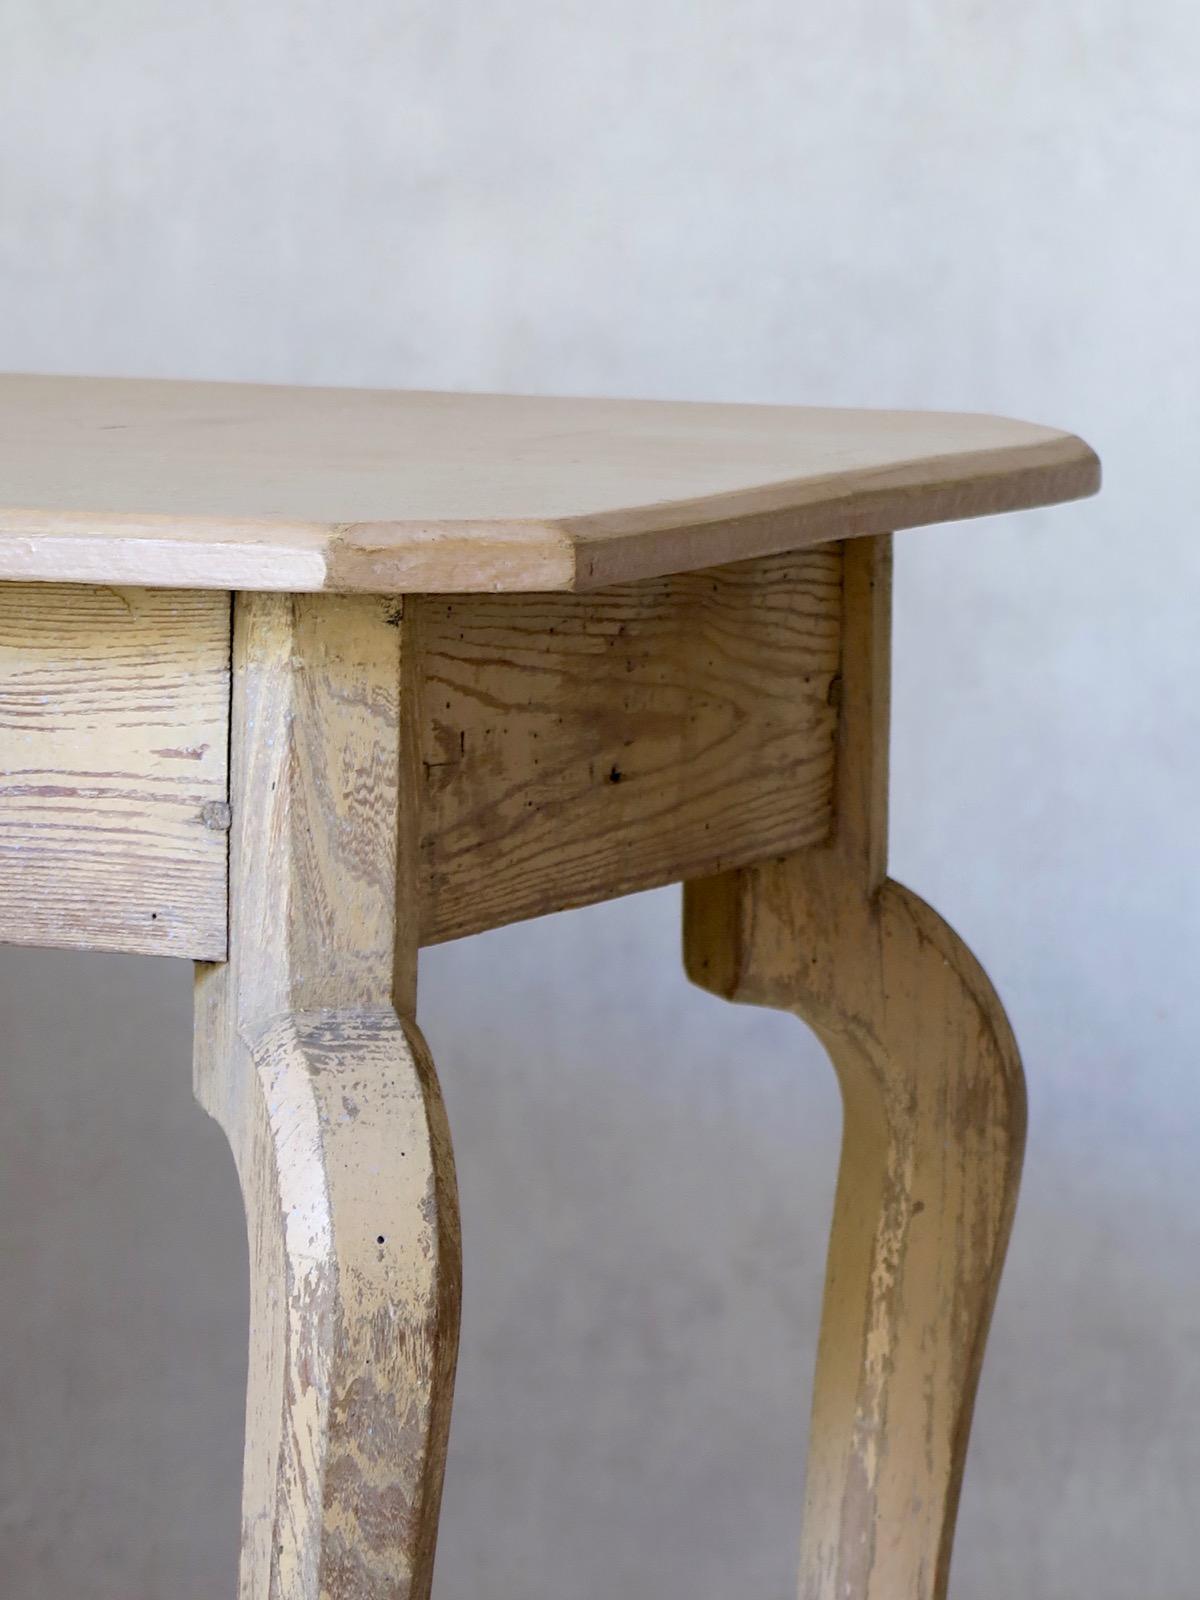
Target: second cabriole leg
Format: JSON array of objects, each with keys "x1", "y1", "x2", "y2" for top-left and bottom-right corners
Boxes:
[
  {"x1": 685, "y1": 536, "x2": 1026, "y2": 1600},
  {"x1": 195, "y1": 593, "x2": 460, "y2": 1600}
]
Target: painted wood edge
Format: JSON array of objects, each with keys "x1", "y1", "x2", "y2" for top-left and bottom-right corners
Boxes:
[
  {"x1": 0, "y1": 431, "x2": 1098, "y2": 594},
  {"x1": 0, "y1": 918, "x2": 228, "y2": 962},
  {"x1": 0, "y1": 512, "x2": 578, "y2": 593},
  {"x1": 0, "y1": 514, "x2": 334, "y2": 590},
  {"x1": 565, "y1": 432, "x2": 1101, "y2": 589}
]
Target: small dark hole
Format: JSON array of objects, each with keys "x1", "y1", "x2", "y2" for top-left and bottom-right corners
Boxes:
[
  {"x1": 377, "y1": 1235, "x2": 386, "y2": 1245},
  {"x1": 608, "y1": 764, "x2": 623, "y2": 784},
  {"x1": 151, "y1": 913, "x2": 158, "y2": 920}
]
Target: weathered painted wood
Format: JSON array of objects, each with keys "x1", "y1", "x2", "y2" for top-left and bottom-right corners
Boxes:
[
  {"x1": 684, "y1": 535, "x2": 1026, "y2": 1600},
  {"x1": 0, "y1": 582, "x2": 230, "y2": 957},
  {"x1": 0, "y1": 377, "x2": 1098, "y2": 1599},
  {"x1": 194, "y1": 593, "x2": 460, "y2": 1600},
  {"x1": 417, "y1": 549, "x2": 842, "y2": 944},
  {"x1": 0, "y1": 551, "x2": 840, "y2": 959}
]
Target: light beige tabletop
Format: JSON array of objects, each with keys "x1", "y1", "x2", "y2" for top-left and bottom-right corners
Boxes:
[{"x1": 0, "y1": 374, "x2": 1099, "y2": 592}]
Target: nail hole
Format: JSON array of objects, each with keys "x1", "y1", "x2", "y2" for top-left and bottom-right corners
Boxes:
[{"x1": 377, "y1": 1235, "x2": 386, "y2": 1245}]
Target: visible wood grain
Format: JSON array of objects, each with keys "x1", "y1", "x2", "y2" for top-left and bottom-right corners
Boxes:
[
  {"x1": 417, "y1": 550, "x2": 842, "y2": 944},
  {"x1": 685, "y1": 536, "x2": 1026, "y2": 1600},
  {"x1": 194, "y1": 593, "x2": 460, "y2": 1600},
  {"x1": 0, "y1": 582, "x2": 229, "y2": 957},
  {"x1": 0, "y1": 374, "x2": 1098, "y2": 591}
]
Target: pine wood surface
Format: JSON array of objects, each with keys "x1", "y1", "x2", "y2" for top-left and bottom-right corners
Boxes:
[
  {"x1": 0, "y1": 373, "x2": 1098, "y2": 592},
  {"x1": 416, "y1": 548, "x2": 842, "y2": 943},
  {"x1": 0, "y1": 554, "x2": 847, "y2": 957},
  {"x1": 0, "y1": 581, "x2": 229, "y2": 956}
]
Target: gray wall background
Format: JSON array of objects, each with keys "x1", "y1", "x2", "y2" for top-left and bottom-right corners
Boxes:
[{"x1": 1, "y1": 3, "x2": 1198, "y2": 1596}]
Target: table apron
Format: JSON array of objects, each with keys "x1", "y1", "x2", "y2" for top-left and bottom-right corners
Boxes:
[
  {"x1": 0, "y1": 581, "x2": 231, "y2": 958},
  {"x1": 0, "y1": 547, "x2": 844, "y2": 959}
]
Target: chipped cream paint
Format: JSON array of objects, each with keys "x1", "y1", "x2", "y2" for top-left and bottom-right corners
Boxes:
[
  {"x1": 685, "y1": 536, "x2": 1026, "y2": 1600},
  {"x1": 194, "y1": 591, "x2": 460, "y2": 1599}
]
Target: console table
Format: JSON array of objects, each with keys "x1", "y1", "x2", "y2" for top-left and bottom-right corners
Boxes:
[{"x1": 0, "y1": 374, "x2": 1099, "y2": 1599}]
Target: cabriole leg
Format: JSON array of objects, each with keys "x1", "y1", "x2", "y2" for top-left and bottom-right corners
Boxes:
[
  {"x1": 685, "y1": 536, "x2": 1025, "y2": 1600},
  {"x1": 195, "y1": 592, "x2": 460, "y2": 1600}
]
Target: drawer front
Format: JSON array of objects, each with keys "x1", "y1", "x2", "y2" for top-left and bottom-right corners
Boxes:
[{"x1": 0, "y1": 584, "x2": 230, "y2": 958}]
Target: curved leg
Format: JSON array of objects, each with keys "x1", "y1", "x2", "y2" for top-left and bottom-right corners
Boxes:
[
  {"x1": 194, "y1": 591, "x2": 461, "y2": 1599},
  {"x1": 197, "y1": 1010, "x2": 460, "y2": 1600},
  {"x1": 685, "y1": 535, "x2": 1025, "y2": 1600}
]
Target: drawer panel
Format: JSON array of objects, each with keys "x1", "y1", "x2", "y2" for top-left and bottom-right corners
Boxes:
[{"x1": 0, "y1": 584, "x2": 230, "y2": 958}]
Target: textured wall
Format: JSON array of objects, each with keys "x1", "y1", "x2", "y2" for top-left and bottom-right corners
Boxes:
[{"x1": 1, "y1": 3, "x2": 1199, "y2": 1596}]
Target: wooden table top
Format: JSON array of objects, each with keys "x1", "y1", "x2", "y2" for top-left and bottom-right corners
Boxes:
[{"x1": 0, "y1": 374, "x2": 1098, "y2": 593}]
